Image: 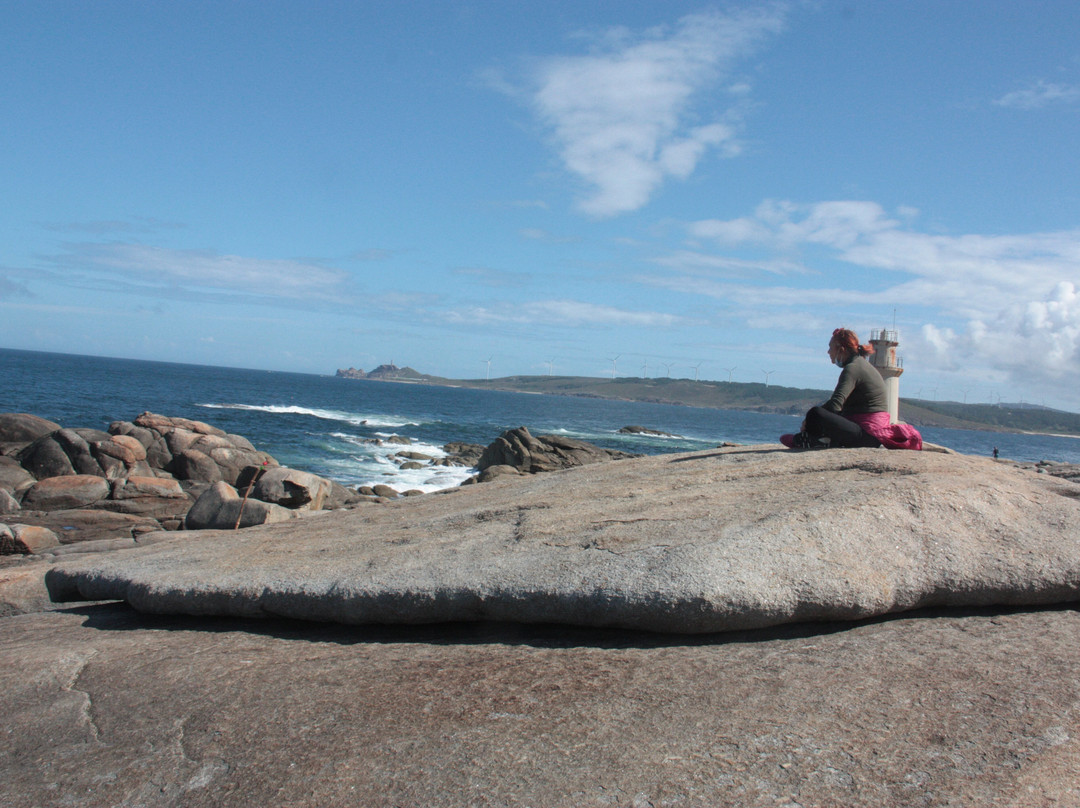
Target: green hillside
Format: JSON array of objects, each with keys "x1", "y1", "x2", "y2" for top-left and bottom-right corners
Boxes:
[{"x1": 339, "y1": 367, "x2": 1080, "y2": 436}]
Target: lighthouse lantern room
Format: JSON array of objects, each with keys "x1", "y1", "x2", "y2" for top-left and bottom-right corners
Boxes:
[{"x1": 869, "y1": 327, "x2": 904, "y2": 424}]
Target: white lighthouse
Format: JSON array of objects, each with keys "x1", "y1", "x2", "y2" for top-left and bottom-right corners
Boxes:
[{"x1": 869, "y1": 327, "x2": 904, "y2": 424}]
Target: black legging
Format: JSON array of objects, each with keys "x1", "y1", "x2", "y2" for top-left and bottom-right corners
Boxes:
[{"x1": 804, "y1": 406, "x2": 882, "y2": 448}]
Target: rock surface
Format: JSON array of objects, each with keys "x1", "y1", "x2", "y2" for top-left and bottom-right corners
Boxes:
[
  {"x1": 3, "y1": 604, "x2": 1080, "y2": 807},
  {"x1": 46, "y1": 446, "x2": 1080, "y2": 633}
]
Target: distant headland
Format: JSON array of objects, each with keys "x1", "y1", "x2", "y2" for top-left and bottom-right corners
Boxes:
[{"x1": 335, "y1": 365, "x2": 1080, "y2": 437}]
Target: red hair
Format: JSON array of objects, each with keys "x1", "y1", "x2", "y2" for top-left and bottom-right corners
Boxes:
[{"x1": 831, "y1": 328, "x2": 874, "y2": 358}]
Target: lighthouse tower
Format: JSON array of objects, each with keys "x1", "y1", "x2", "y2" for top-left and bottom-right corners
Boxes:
[{"x1": 869, "y1": 327, "x2": 904, "y2": 424}]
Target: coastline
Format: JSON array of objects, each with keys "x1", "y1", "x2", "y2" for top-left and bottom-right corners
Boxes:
[{"x1": 349, "y1": 373, "x2": 1080, "y2": 439}]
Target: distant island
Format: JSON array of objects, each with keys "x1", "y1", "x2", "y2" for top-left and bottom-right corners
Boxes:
[{"x1": 335, "y1": 365, "x2": 1080, "y2": 437}]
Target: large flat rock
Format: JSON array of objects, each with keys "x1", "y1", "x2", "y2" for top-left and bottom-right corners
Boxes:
[
  {"x1": 46, "y1": 446, "x2": 1080, "y2": 633},
  {"x1": 3, "y1": 604, "x2": 1080, "y2": 807}
]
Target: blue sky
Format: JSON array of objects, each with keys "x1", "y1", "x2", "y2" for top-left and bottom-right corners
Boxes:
[{"x1": 3, "y1": 1, "x2": 1079, "y2": 411}]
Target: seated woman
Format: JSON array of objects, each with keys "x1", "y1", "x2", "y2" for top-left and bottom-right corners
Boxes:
[{"x1": 781, "y1": 328, "x2": 922, "y2": 450}]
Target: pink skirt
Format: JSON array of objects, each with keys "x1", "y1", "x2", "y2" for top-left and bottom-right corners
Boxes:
[{"x1": 845, "y1": 411, "x2": 923, "y2": 451}]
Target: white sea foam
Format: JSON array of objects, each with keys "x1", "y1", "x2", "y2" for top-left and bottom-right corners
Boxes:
[
  {"x1": 323, "y1": 431, "x2": 471, "y2": 492},
  {"x1": 198, "y1": 403, "x2": 417, "y2": 428}
]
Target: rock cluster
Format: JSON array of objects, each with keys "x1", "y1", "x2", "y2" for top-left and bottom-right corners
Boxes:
[
  {"x1": 0, "y1": 412, "x2": 361, "y2": 551},
  {"x1": 474, "y1": 425, "x2": 637, "y2": 477}
]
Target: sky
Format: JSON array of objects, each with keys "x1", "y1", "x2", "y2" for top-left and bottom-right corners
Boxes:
[{"x1": 2, "y1": 1, "x2": 1079, "y2": 411}]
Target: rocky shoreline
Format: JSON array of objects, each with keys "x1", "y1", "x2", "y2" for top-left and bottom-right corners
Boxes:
[
  {"x1": 0, "y1": 412, "x2": 643, "y2": 561},
  {"x1": 6, "y1": 410, "x2": 1080, "y2": 806}
]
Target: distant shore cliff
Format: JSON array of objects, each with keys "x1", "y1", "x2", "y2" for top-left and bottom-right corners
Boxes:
[
  {"x1": 336, "y1": 364, "x2": 429, "y2": 382},
  {"x1": 334, "y1": 366, "x2": 1080, "y2": 436}
]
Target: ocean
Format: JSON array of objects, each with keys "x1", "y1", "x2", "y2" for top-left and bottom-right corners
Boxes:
[{"x1": 3, "y1": 348, "x2": 1078, "y2": 492}]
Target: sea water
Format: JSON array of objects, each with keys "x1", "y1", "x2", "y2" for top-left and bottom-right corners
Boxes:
[{"x1": 3, "y1": 348, "x2": 1078, "y2": 492}]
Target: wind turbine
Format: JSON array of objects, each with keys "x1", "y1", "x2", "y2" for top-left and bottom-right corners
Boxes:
[
  {"x1": 661, "y1": 362, "x2": 675, "y2": 378},
  {"x1": 691, "y1": 361, "x2": 703, "y2": 381},
  {"x1": 608, "y1": 355, "x2": 621, "y2": 379},
  {"x1": 482, "y1": 357, "x2": 492, "y2": 380},
  {"x1": 723, "y1": 366, "x2": 737, "y2": 383},
  {"x1": 641, "y1": 360, "x2": 649, "y2": 379},
  {"x1": 546, "y1": 357, "x2": 555, "y2": 376},
  {"x1": 761, "y1": 369, "x2": 776, "y2": 387}
]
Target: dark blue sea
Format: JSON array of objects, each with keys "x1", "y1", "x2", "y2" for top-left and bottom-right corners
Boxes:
[{"x1": 3, "y1": 348, "x2": 1078, "y2": 491}]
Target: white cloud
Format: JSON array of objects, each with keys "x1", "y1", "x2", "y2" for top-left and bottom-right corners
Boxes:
[
  {"x1": 56, "y1": 243, "x2": 349, "y2": 299},
  {"x1": 530, "y1": 7, "x2": 786, "y2": 217},
  {"x1": 673, "y1": 200, "x2": 1080, "y2": 399},
  {"x1": 923, "y1": 283, "x2": 1080, "y2": 385},
  {"x1": 994, "y1": 80, "x2": 1080, "y2": 110},
  {"x1": 649, "y1": 250, "x2": 807, "y2": 278},
  {"x1": 450, "y1": 299, "x2": 686, "y2": 328}
]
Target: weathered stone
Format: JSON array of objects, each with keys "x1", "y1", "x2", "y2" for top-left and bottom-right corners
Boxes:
[
  {"x1": 252, "y1": 468, "x2": 331, "y2": 511},
  {"x1": 205, "y1": 445, "x2": 273, "y2": 485},
  {"x1": 442, "y1": 441, "x2": 484, "y2": 464},
  {"x1": 173, "y1": 448, "x2": 222, "y2": 483},
  {"x1": 92, "y1": 434, "x2": 147, "y2": 465},
  {"x1": 385, "y1": 435, "x2": 412, "y2": 445},
  {"x1": 0, "y1": 489, "x2": 20, "y2": 514},
  {"x1": 395, "y1": 451, "x2": 434, "y2": 461},
  {"x1": 325, "y1": 481, "x2": 367, "y2": 510},
  {"x1": 234, "y1": 465, "x2": 270, "y2": 493},
  {"x1": 134, "y1": 411, "x2": 226, "y2": 437},
  {"x1": 55, "y1": 428, "x2": 110, "y2": 476},
  {"x1": 45, "y1": 447, "x2": 1080, "y2": 633},
  {"x1": 224, "y1": 433, "x2": 257, "y2": 453},
  {"x1": 100, "y1": 476, "x2": 192, "y2": 519},
  {"x1": 5, "y1": 606, "x2": 1080, "y2": 806},
  {"x1": 164, "y1": 427, "x2": 201, "y2": 456},
  {"x1": 110, "y1": 476, "x2": 186, "y2": 500},
  {"x1": 21, "y1": 475, "x2": 110, "y2": 511},
  {"x1": 371, "y1": 484, "x2": 399, "y2": 499},
  {"x1": 0, "y1": 456, "x2": 34, "y2": 493},
  {"x1": 0, "y1": 558, "x2": 55, "y2": 615},
  {"x1": 111, "y1": 421, "x2": 175, "y2": 470},
  {"x1": 184, "y1": 481, "x2": 299, "y2": 530},
  {"x1": 16, "y1": 434, "x2": 76, "y2": 479},
  {"x1": 619, "y1": 424, "x2": 679, "y2": 437},
  {"x1": 477, "y1": 425, "x2": 636, "y2": 473},
  {"x1": 0, "y1": 523, "x2": 59, "y2": 554},
  {"x1": 476, "y1": 464, "x2": 523, "y2": 483},
  {"x1": 398, "y1": 461, "x2": 424, "y2": 470},
  {"x1": 0, "y1": 413, "x2": 62, "y2": 456},
  {"x1": 12, "y1": 509, "x2": 164, "y2": 544}
]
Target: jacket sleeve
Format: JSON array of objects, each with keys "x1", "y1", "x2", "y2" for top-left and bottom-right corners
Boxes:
[{"x1": 823, "y1": 366, "x2": 856, "y2": 412}]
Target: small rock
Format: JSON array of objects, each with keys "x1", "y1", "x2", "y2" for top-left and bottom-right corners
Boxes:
[
  {"x1": 21, "y1": 475, "x2": 111, "y2": 511},
  {"x1": 0, "y1": 524, "x2": 60, "y2": 555}
]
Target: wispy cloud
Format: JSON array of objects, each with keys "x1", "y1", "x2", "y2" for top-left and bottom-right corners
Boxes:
[
  {"x1": 449, "y1": 299, "x2": 687, "y2": 329},
  {"x1": 527, "y1": 6, "x2": 787, "y2": 217},
  {"x1": 993, "y1": 80, "x2": 1080, "y2": 109},
  {"x1": 452, "y1": 265, "x2": 532, "y2": 288},
  {"x1": 51, "y1": 242, "x2": 349, "y2": 299},
  {"x1": 518, "y1": 227, "x2": 580, "y2": 244},
  {"x1": 0, "y1": 275, "x2": 33, "y2": 299}
]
